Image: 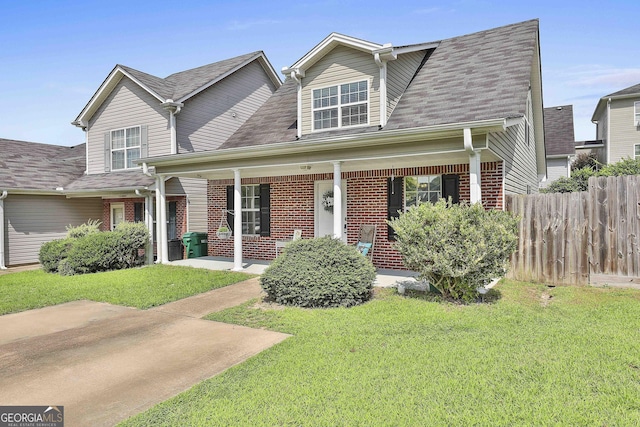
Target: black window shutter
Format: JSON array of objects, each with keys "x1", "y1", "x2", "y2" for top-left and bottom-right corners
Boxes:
[
  {"x1": 387, "y1": 177, "x2": 403, "y2": 241},
  {"x1": 259, "y1": 184, "x2": 271, "y2": 237},
  {"x1": 226, "y1": 185, "x2": 234, "y2": 233},
  {"x1": 442, "y1": 174, "x2": 460, "y2": 205}
]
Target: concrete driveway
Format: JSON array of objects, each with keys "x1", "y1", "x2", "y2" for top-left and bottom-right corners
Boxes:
[{"x1": 0, "y1": 278, "x2": 289, "y2": 426}]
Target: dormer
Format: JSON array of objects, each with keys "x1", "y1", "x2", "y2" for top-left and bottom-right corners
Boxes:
[{"x1": 282, "y1": 33, "x2": 438, "y2": 138}]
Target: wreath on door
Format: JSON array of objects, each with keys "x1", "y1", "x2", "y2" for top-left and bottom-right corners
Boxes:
[{"x1": 322, "y1": 190, "x2": 334, "y2": 213}]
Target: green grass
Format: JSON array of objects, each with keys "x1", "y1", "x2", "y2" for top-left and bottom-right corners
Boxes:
[
  {"x1": 0, "y1": 265, "x2": 253, "y2": 314},
  {"x1": 120, "y1": 281, "x2": 640, "y2": 426}
]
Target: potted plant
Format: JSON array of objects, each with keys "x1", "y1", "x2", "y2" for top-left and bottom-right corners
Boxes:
[{"x1": 216, "y1": 226, "x2": 232, "y2": 240}]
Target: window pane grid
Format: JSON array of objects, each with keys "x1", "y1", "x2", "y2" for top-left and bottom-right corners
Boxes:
[
  {"x1": 404, "y1": 175, "x2": 442, "y2": 210},
  {"x1": 111, "y1": 126, "x2": 141, "y2": 170},
  {"x1": 241, "y1": 185, "x2": 260, "y2": 235},
  {"x1": 312, "y1": 80, "x2": 368, "y2": 131}
]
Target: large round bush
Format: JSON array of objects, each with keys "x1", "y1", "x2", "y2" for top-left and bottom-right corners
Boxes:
[{"x1": 261, "y1": 237, "x2": 376, "y2": 308}]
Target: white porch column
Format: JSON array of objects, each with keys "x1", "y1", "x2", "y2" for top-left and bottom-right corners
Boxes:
[
  {"x1": 158, "y1": 176, "x2": 169, "y2": 263},
  {"x1": 332, "y1": 161, "x2": 343, "y2": 239},
  {"x1": 145, "y1": 194, "x2": 154, "y2": 265},
  {"x1": 154, "y1": 181, "x2": 163, "y2": 263},
  {"x1": 464, "y1": 128, "x2": 482, "y2": 204},
  {"x1": 233, "y1": 169, "x2": 243, "y2": 271}
]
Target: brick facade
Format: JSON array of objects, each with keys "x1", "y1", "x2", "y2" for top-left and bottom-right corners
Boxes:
[{"x1": 207, "y1": 161, "x2": 504, "y2": 270}]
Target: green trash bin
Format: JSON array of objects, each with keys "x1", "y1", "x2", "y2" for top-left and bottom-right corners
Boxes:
[{"x1": 182, "y1": 232, "x2": 208, "y2": 258}]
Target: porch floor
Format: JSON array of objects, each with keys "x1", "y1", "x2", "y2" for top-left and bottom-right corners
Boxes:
[{"x1": 169, "y1": 256, "x2": 419, "y2": 288}]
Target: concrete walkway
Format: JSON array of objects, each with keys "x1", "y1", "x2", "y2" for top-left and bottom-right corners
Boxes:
[{"x1": 0, "y1": 278, "x2": 289, "y2": 427}]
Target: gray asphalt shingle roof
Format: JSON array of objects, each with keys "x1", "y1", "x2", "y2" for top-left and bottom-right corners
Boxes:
[
  {"x1": 120, "y1": 51, "x2": 263, "y2": 101},
  {"x1": 221, "y1": 19, "x2": 539, "y2": 150},
  {"x1": 0, "y1": 139, "x2": 86, "y2": 191},
  {"x1": 543, "y1": 106, "x2": 576, "y2": 156},
  {"x1": 607, "y1": 83, "x2": 640, "y2": 97},
  {"x1": 64, "y1": 169, "x2": 155, "y2": 192}
]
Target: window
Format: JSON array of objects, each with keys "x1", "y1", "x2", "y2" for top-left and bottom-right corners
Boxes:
[
  {"x1": 134, "y1": 202, "x2": 144, "y2": 223},
  {"x1": 404, "y1": 175, "x2": 441, "y2": 210},
  {"x1": 111, "y1": 126, "x2": 141, "y2": 170},
  {"x1": 241, "y1": 185, "x2": 260, "y2": 235},
  {"x1": 312, "y1": 80, "x2": 368, "y2": 130},
  {"x1": 635, "y1": 101, "x2": 640, "y2": 126},
  {"x1": 226, "y1": 184, "x2": 271, "y2": 236},
  {"x1": 635, "y1": 144, "x2": 640, "y2": 159}
]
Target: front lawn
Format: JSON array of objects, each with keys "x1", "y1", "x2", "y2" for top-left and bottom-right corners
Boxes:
[
  {"x1": 121, "y1": 280, "x2": 640, "y2": 426},
  {"x1": 0, "y1": 265, "x2": 253, "y2": 315}
]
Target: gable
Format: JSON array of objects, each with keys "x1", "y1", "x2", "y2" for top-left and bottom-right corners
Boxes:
[
  {"x1": 301, "y1": 45, "x2": 380, "y2": 135},
  {"x1": 386, "y1": 50, "x2": 427, "y2": 120}
]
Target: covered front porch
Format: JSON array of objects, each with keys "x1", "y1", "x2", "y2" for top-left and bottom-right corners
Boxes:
[{"x1": 142, "y1": 121, "x2": 509, "y2": 271}]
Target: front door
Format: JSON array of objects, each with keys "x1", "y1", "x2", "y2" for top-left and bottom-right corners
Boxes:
[{"x1": 315, "y1": 180, "x2": 347, "y2": 242}]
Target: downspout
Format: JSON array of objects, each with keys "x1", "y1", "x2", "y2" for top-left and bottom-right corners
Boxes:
[
  {"x1": 290, "y1": 70, "x2": 303, "y2": 139},
  {"x1": 606, "y1": 98, "x2": 611, "y2": 164},
  {"x1": 0, "y1": 190, "x2": 7, "y2": 269},
  {"x1": 135, "y1": 188, "x2": 154, "y2": 265},
  {"x1": 162, "y1": 100, "x2": 183, "y2": 155},
  {"x1": 374, "y1": 53, "x2": 388, "y2": 128}
]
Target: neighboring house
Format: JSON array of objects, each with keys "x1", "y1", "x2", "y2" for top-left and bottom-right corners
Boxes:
[
  {"x1": 591, "y1": 82, "x2": 640, "y2": 163},
  {"x1": 0, "y1": 139, "x2": 102, "y2": 268},
  {"x1": 141, "y1": 20, "x2": 546, "y2": 271},
  {"x1": 69, "y1": 51, "x2": 281, "y2": 263},
  {"x1": 540, "y1": 105, "x2": 576, "y2": 186},
  {"x1": 1, "y1": 52, "x2": 281, "y2": 267}
]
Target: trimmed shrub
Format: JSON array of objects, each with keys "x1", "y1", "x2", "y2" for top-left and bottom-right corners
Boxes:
[
  {"x1": 63, "y1": 232, "x2": 121, "y2": 275},
  {"x1": 39, "y1": 238, "x2": 74, "y2": 273},
  {"x1": 598, "y1": 157, "x2": 640, "y2": 176},
  {"x1": 50, "y1": 222, "x2": 149, "y2": 275},
  {"x1": 260, "y1": 237, "x2": 376, "y2": 308},
  {"x1": 390, "y1": 200, "x2": 519, "y2": 302},
  {"x1": 541, "y1": 167, "x2": 595, "y2": 193}
]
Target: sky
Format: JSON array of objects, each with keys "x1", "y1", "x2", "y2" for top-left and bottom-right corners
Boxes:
[{"x1": 1, "y1": 0, "x2": 639, "y2": 147}]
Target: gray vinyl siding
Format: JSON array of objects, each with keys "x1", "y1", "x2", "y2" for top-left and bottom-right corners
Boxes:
[
  {"x1": 488, "y1": 117, "x2": 538, "y2": 194},
  {"x1": 608, "y1": 98, "x2": 640, "y2": 163},
  {"x1": 541, "y1": 157, "x2": 570, "y2": 187},
  {"x1": 596, "y1": 108, "x2": 607, "y2": 141},
  {"x1": 301, "y1": 45, "x2": 380, "y2": 135},
  {"x1": 387, "y1": 51, "x2": 425, "y2": 119},
  {"x1": 180, "y1": 178, "x2": 208, "y2": 232},
  {"x1": 177, "y1": 61, "x2": 276, "y2": 153},
  {"x1": 4, "y1": 195, "x2": 102, "y2": 266},
  {"x1": 164, "y1": 177, "x2": 207, "y2": 232},
  {"x1": 86, "y1": 76, "x2": 169, "y2": 175}
]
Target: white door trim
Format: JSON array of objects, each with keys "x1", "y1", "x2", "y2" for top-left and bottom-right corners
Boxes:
[{"x1": 314, "y1": 180, "x2": 347, "y2": 241}]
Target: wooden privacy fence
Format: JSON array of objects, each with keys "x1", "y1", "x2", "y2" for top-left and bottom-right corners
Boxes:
[{"x1": 506, "y1": 175, "x2": 640, "y2": 286}]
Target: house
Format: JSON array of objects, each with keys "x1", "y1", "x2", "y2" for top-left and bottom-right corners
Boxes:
[
  {"x1": 591, "y1": 82, "x2": 640, "y2": 163},
  {"x1": 0, "y1": 139, "x2": 102, "y2": 268},
  {"x1": 140, "y1": 19, "x2": 546, "y2": 271},
  {"x1": 540, "y1": 105, "x2": 576, "y2": 186},
  {"x1": 1, "y1": 52, "x2": 281, "y2": 268}
]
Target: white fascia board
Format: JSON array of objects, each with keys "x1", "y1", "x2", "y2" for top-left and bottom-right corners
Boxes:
[
  {"x1": 75, "y1": 66, "x2": 165, "y2": 123},
  {"x1": 546, "y1": 154, "x2": 572, "y2": 159},
  {"x1": 505, "y1": 117, "x2": 524, "y2": 128},
  {"x1": 283, "y1": 33, "x2": 384, "y2": 74},
  {"x1": 177, "y1": 52, "x2": 282, "y2": 104},
  {"x1": 575, "y1": 143, "x2": 604, "y2": 149},
  {"x1": 592, "y1": 92, "x2": 640, "y2": 122},
  {"x1": 387, "y1": 42, "x2": 440, "y2": 56},
  {"x1": 140, "y1": 118, "x2": 506, "y2": 168}
]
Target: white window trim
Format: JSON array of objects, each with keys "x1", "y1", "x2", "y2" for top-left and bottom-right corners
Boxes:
[
  {"x1": 311, "y1": 79, "x2": 371, "y2": 132},
  {"x1": 110, "y1": 203, "x2": 125, "y2": 231},
  {"x1": 403, "y1": 175, "x2": 442, "y2": 211},
  {"x1": 111, "y1": 125, "x2": 142, "y2": 171},
  {"x1": 634, "y1": 101, "x2": 640, "y2": 127},
  {"x1": 634, "y1": 144, "x2": 640, "y2": 160},
  {"x1": 241, "y1": 184, "x2": 261, "y2": 236}
]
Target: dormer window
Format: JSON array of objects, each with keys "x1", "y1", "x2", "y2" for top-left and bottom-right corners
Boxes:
[
  {"x1": 312, "y1": 80, "x2": 368, "y2": 130},
  {"x1": 111, "y1": 126, "x2": 141, "y2": 170}
]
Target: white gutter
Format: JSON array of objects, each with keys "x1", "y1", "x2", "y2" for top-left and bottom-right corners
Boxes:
[
  {"x1": 0, "y1": 190, "x2": 7, "y2": 269},
  {"x1": 141, "y1": 118, "x2": 507, "y2": 168}
]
